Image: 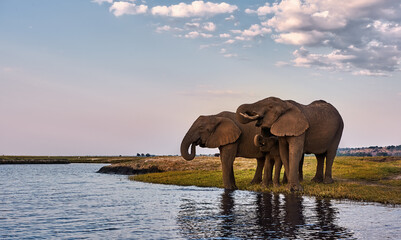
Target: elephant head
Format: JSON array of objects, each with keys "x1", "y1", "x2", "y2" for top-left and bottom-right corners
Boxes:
[
  {"x1": 180, "y1": 115, "x2": 241, "y2": 160},
  {"x1": 236, "y1": 97, "x2": 309, "y2": 137},
  {"x1": 254, "y1": 135, "x2": 278, "y2": 153}
]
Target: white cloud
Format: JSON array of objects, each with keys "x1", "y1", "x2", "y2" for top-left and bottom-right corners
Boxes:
[
  {"x1": 223, "y1": 53, "x2": 238, "y2": 58},
  {"x1": 273, "y1": 31, "x2": 329, "y2": 45},
  {"x1": 225, "y1": 15, "x2": 235, "y2": 21},
  {"x1": 224, "y1": 39, "x2": 235, "y2": 44},
  {"x1": 156, "y1": 25, "x2": 172, "y2": 32},
  {"x1": 151, "y1": 1, "x2": 238, "y2": 18},
  {"x1": 184, "y1": 31, "x2": 213, "y2": 39},
  {"x1": 155, "y1": 25, "x2": 184, "y2": 33},
  {"x1": 110, "y1": 2, "x2": 148, "y2": 17},
  {"x1": 245, "y1": 0, "x2": 401, "y2": 75},
  {"x1": 203, "y1": 22, "x2": 216, "y2": 31},
  {"x1": 230, "y1": 24, "x2": 271, "y2": 41},
  {"x1": 219, "y1": 33, "x2": 230, "y2": 38},
  {"x1": 92, "y1": 0, "x2": 113, "y2": 5}
]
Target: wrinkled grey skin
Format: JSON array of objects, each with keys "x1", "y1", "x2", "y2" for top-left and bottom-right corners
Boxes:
[
  {"x1": 181, "y1": 111, "x2": 266, "y2": 190},
  {"x1": 254, "y1": 134, "x2": 304, "y2": 187},
  {"x1": 237, "y1": 97, "x2": 344, "y2": 191}
]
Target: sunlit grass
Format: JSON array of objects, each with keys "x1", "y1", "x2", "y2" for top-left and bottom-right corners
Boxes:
[{"x1": 132, "y1": 156, "x2": 401, "y2": 205}]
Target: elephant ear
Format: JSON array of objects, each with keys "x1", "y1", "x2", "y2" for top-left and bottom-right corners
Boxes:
[
  {"x1": 271, "y1": 102, "x2": 309, "y2": 137},
  {"x1": 206, "y1": 117, "x2": 241, "y2": 148}
]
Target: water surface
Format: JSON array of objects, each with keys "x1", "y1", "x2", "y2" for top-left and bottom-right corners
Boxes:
[{"x1": 1, "y1": 164, "x2": 400, "y2": 239}]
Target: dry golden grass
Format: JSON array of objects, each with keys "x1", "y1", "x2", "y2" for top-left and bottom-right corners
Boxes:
[{"x1": 131, "y1": 156, "x2": 401, "y2": 205}]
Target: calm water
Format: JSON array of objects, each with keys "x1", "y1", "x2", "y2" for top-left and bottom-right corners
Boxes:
[{"x1": 1, "y1": 164, "x2": 400, "y2": 239}]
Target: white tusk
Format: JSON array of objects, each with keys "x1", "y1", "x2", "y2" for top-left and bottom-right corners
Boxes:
[{"x1": 240, "y1": 112, "x2": 260, "y2": 120}]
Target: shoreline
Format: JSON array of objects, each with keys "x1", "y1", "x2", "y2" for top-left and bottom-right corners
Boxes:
[
  {"x1": 0, "y1": 156, "x2": 145, "y2": 164},
  {"x1": 2, "y1": 155, "x2": 400, "y2": 205},
  {"x1": 127, "y1": 156, "x2": 401, "y2": 205}
]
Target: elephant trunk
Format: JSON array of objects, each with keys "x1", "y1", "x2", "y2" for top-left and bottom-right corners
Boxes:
[
  {"x1": 254, "y1": 134, "x2": 263, "y2": 147},
  {"x1": 180, "y1": 131, "x2": 197, "y2": 160},
  {"x1": 236, "y1": 104, "x2": 259, "y2": 124}
]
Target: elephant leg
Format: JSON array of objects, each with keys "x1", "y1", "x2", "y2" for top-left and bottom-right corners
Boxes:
[
  {"x1": 323, "y1": 128, "x2": 342, "y2": 184},
  {"x1": 273, "y1": 156, "x2": 282, "y2": 187},
  {"x1": 324, "y1": 150, "x2": 336, "y2": 184},
  {"x1": 287, "y1": 135, "x2": 305, "y2": 192},
  {"x1": 262, "y1": 155, "x2": 274, "y2": 187},
  {"x1": 251, "y1": 157, "x2": 265, "y2": 184},
  {"x1": 219, "y1": 144, "x2": 238, "y2": 190},
  {"x1": 299, "y1": 154, "x2": 304, "y2": 182},
  {"x1": 312, "y1": 153, "x2": 325, "y2": 183},
  {"x1": 278, "y1": 137, "x2": 290, "y2": 183},
  {"x1": 282, "y1": 172, "x2": 288, "y2": 184}
]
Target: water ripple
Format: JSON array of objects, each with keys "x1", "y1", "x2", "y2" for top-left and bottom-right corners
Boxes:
[{"x1": 1, "y1": 164, "x2": 400, "y2": 239}]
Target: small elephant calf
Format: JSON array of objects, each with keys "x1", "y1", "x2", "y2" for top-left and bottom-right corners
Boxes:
[
  {"x1": 254, "y1": 135, "x2": 282, "y2": 187},
  {"x1": 254, "y1": 134, "x2": 304, "y2": 187}
]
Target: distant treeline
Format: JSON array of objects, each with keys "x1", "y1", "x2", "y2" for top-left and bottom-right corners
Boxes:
[{"x1": 337, "y1": 145, "x2": 401, "y2": 156}]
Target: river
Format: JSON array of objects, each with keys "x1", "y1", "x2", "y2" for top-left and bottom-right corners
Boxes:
[{"x1": 0, "y1": 164, "x2": 400, "y2": 239}]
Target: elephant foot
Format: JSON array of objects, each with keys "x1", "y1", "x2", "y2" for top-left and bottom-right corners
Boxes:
[
  {"x1": 273, "y1": 182, "x2": 280, "y2": 188},
  {"x1": 288, "y1": 183, "x2": 303, "y2": 192},
  {"x1": 311, "y1": 176, "x2": 323, "y2": 183},
  {"x1": 250, "y1": 178, "x2": 262, "y2": 185},
  {"x1": 261, "y1": 180, "x2": 273, "y2": 188},
  {"x1": 323, "y1": 178, "x2": 334, "y2": 184}
]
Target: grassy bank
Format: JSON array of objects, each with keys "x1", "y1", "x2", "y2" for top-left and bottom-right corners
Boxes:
[
  {"x1": 131, "y1": 156, "x2": 401, "y2": 205},
  {"x1": 0, "y1": 156, "x2": 144, "y2": 164}
]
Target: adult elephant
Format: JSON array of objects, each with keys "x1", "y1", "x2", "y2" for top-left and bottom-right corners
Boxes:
[
  {"x1": 236, "y1": 97, "x2": 344, "y2": 191},
  {"x1": 181, "y1": 111, "x2": 266, "y2": 190}
]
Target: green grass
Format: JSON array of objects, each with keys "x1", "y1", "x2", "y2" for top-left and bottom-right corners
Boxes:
[{"x1": 132, "y1": 156, "x2": 401, "y2": 205}]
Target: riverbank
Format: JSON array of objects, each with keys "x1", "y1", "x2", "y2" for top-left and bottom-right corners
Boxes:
[
  {"x1": 121, "y1": 156, "x2": 401, "y2": 205},
  {"x1": 0, "y1": 156, "x2": 144, "y2": 164}
]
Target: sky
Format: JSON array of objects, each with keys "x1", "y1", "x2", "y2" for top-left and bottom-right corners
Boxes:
[{"x1": 1, "y1": 0, "x2": 401, "y2": 156}]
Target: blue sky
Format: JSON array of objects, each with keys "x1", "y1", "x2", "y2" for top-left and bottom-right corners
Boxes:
[{"x1": 1, "y1": 0, "x2": 401, "y2": 155}]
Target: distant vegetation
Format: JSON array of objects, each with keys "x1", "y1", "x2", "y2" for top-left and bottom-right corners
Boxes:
[{"x1": 337, "y1": 145, "x2": 401, "y2": 157}]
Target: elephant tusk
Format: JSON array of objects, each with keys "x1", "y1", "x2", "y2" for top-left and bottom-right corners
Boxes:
[{"x1": 240, "y1": 112, "x2": 260, "y2": 120}]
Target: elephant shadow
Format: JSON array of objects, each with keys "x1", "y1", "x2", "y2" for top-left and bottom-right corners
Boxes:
[{"x1": 176, "y1": 190, "x2": 354, "y2": 239}]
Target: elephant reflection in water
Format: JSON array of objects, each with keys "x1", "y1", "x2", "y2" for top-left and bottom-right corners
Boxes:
[{"x1": 176, "y1": 191, "x2": 353, "y2": 239}]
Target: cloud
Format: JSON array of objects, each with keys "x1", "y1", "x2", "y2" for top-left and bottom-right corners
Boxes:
[
  {"x1": 219, "y1": 33, "x2": 231, "y2": 38},
  {"x1": 184, "y1": 31, "x2": 213, "y2": 39},
  {"x1": 273, "y1": 31, "x2": 330, "y2": 46},
  {"x1": 110, "y1": 1, "x2": 148, "y2": 17},
  {"x1": 246, "y1": 0, "x2": 401, "y2": 75},
  {"x1": 203, "y1": 22, "x2": 216, "y2": 31},
  {"x1": 186, "y1": 22, "x2": 216, "y2": 31},
  {"x1": 96, "y1": 0, "x2": 401, "y2": 73},
  {"x1": 275, "y1": 61, "x2": 289, "y2": 67},
  {"x1": 151, "y1": 1, "x2": 238, "y2": 18},
  {"x1": 224, "y1": 39, "x2": 235, "y2": 44},
  {"x1": 92, "y1": 0, "x2": 113, "y2": 5},
  {"x1": 230, "y1": 24, "x2": 271, "y2": 41},
  {"x1": 225, "y1": 15, "x2": 235, "y2": 21}
]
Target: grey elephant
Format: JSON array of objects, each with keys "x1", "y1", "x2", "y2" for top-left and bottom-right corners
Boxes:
[
  {"x1": 180, "y1": 111, "x2": 267, "y2": 190},
  {"x1": 237, "y1": 97, "x2": 344, "y2": 191},
  {"x1": 254, "y1": 134, "x2": 304, "y2": 187}
]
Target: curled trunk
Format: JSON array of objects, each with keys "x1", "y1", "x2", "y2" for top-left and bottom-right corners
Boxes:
[
  {"x1": 180, "y1": 132, "x2": 197, "y2": 160},
  {"x1": 236, "y1": 104, "x2": 257, "y2": 124}
]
